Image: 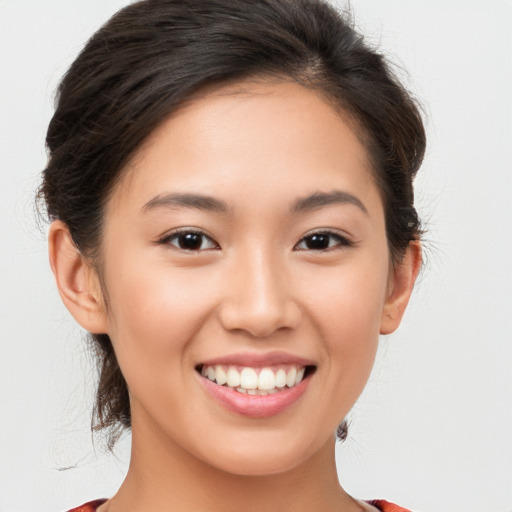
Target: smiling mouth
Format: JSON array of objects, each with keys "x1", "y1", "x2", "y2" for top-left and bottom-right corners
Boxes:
[{"x1": 196, "y1": 364, "x2": 316, "y2": 396}]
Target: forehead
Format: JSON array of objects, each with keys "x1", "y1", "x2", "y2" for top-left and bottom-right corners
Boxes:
[{"x1": 108, "y1": 80, "x2": 379, "y2": 215}]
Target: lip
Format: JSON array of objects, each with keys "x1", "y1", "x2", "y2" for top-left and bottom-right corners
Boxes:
[
  {"x1": 198, "y1": 372, "x2": 311, "y2": 418},
  {"x1": 196, "y1": 351, "x2": 315, "y2": 418},
  {"x1": 198, "y1": 350, "x2": 315, "y2": 368}
]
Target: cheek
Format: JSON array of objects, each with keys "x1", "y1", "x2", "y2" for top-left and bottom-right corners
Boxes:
[
  {"x1": 101, "y1": 259, "x2": 221, "y2": 382},
  {"x1": 303, "y1": 253, "x2": 389, "y2": 402},
  {"x1": 307, "y1": 255, "x2": 389, "y2": 342}
]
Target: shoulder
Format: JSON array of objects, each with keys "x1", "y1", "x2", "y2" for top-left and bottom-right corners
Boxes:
[
  {"x1": 66, "y1": 499, "x2": 107, "y2": 512},
  {"x1": 367, "y1": 500, "x2": 412, "y2": 512}
]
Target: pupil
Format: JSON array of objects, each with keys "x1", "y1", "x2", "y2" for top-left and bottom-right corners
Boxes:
[
  {"x1": 307, "y1": 234, "x2": 329, "y2": 249},
  {"x1": 179, "y1": 233, "x2": 202, "y2": 250}
]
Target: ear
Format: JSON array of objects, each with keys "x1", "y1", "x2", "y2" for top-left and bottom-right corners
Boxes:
[
  {"x1": 380, "y1": 240, "x2": 422, "y2": 335},
  {"x1": 48, "y1": 220, "x2": 109, "y2": 334}
]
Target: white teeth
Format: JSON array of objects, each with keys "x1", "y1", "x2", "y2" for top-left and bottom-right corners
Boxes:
[
  {"x1": 275, "y1": 368, "x2": 287, "y2": 388},
  {"x1": 215, "y1": 365, "x2": 227, "y2": 385},
  {"x1": 226, "y1": 367, "x2": 241, "y2": 387},
  {"x1": 286, "y1": 367, "x2": 297, "y2": 387},
  {"x1": 201, "y1": 364, "x2": 309, "y2": 393},
  {"x1": 240, "y1": 367, "x2": 258, "y2": 390},
  {"x1": 295, "y1": 367, "x2": 305, "y2": 385},
  {"x1": 257, "y1": 368, "x2": 275, "y2": 390}
]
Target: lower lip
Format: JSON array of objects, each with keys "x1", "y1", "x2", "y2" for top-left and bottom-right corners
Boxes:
[{"x1": 199, "y1": 374, "x2": 310, "y2": 418}]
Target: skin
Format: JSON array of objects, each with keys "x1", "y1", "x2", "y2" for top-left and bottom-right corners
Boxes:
[{"x1": 49, "y1": 81, "x2": 421, "y2": 512}]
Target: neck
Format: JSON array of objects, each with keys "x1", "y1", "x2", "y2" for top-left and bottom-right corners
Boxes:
[{"x1": 106, "y1": 417, "x2": 361, "y2": 512}]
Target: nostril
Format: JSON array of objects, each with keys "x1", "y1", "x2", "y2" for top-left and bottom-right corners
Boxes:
[{"x1": 217, "y1": 292, "x2": 302, "y2": 338}]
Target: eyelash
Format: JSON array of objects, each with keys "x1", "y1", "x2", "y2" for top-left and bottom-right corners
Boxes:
[
  {"x1": 157, "y1": 229, "x2": 219, "y2": 251},
  {"x1": 157, "y1": 229, "x2": 351, "y2": 252},
  {"x1": 293, "y1": 230, "x2": 352, "y2": 251}
]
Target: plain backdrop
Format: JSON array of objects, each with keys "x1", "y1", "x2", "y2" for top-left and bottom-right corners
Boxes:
[{"x1": 1, "y1": 1, "x2": 511, "y2": 511}]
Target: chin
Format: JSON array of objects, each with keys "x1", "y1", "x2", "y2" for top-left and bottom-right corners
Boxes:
[
  {"x1": 196, "y1": 429, "x2": 326, "y2": 477},
  {"x1": 211, "y1": 453, "x2": 306, "y2": 477}
]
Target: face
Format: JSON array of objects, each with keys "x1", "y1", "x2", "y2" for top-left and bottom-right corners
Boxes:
[{"x1": 97, "y1": 81, "x2": 393, "y2": 475}]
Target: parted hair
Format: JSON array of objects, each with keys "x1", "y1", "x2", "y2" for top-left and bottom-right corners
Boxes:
[{"x1": 39, "y1": 0, "x2": 425, "y2": 446}]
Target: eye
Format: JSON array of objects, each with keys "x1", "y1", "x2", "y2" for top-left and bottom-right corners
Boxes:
[
  {"x1": 160, "y1": 230, "x2": 219, "y2": 251},
  {"x1": 294, "y1": 231, "x2": 351, "y2": 251}
]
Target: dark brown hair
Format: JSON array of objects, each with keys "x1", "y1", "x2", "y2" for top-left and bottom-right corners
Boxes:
[{"x1": 39, "y1": 0, "x2": 425, "y2": 445}]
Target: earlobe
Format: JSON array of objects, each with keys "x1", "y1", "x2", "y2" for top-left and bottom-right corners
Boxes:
[
  {"x1": 48, "y1": 220, "x2": 108, "y2": 334},
  {"x1": 380, "y1": 241, "x2": 422, "y2": 335}
]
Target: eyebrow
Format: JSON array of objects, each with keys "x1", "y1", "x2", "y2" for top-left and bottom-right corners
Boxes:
[
  {"x1": 142, "y1": 192, "x2": 230, "y2": 214},
  {"x1": 291, "y1": 190, "x2": 368, "y2": 215},
  {"x1": 141, "y1": 189, "x2": 367, "y2": 216}
]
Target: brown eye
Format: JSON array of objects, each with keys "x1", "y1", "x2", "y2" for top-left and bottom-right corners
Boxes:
[
  {"x1": 304, "y1": 234, "x2": 330, "y2": 250},
  {"x1": 295, "y1": 232, "x2": 350, "y2": 251},
  {"x1": 164, "y1": 231, "x2": 218, "y2": 251}
]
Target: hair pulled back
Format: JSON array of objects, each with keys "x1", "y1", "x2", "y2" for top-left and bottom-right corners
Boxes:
[{"x1": 39, "y1": 0, "x2": 425, "y2": 444}]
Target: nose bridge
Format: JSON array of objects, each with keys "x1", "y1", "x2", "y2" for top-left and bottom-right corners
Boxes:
[{"x1": 218, "y1": 244, "x2": 300, "y2": 337}]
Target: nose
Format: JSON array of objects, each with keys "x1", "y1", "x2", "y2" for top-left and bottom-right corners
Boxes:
[{"x1": 217, "y1": 249, "x2": 302, "y2": 338}]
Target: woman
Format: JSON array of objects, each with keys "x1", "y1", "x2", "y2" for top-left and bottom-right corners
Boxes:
[{"x1": 40, "y1": 0, "x2": 425, "y2": 510}]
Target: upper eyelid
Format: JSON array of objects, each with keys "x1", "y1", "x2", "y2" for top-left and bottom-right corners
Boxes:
[
  {"x1": 299, "y1": 228, "x2": 351, "y2": 240},
  {"x1": 159, "y1": 226, "x2": 213, "y2": 238}
]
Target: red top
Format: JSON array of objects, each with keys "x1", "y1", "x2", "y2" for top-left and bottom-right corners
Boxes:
[
  {"x1": 67, "y1": 498, "x2": 411, "y2": 511},
  {"x1": 67, "y1": 501, "x2": 106, "y2": 512}
]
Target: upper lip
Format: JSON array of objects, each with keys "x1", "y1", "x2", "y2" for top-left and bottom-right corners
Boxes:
[{"x1": 198, "y1": 351, "x2": 316, "y2": 368}]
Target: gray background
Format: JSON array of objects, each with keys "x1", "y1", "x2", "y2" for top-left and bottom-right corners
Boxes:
[{"x1": 1, "y1": 1, "x2": 511, "y2": 511}]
